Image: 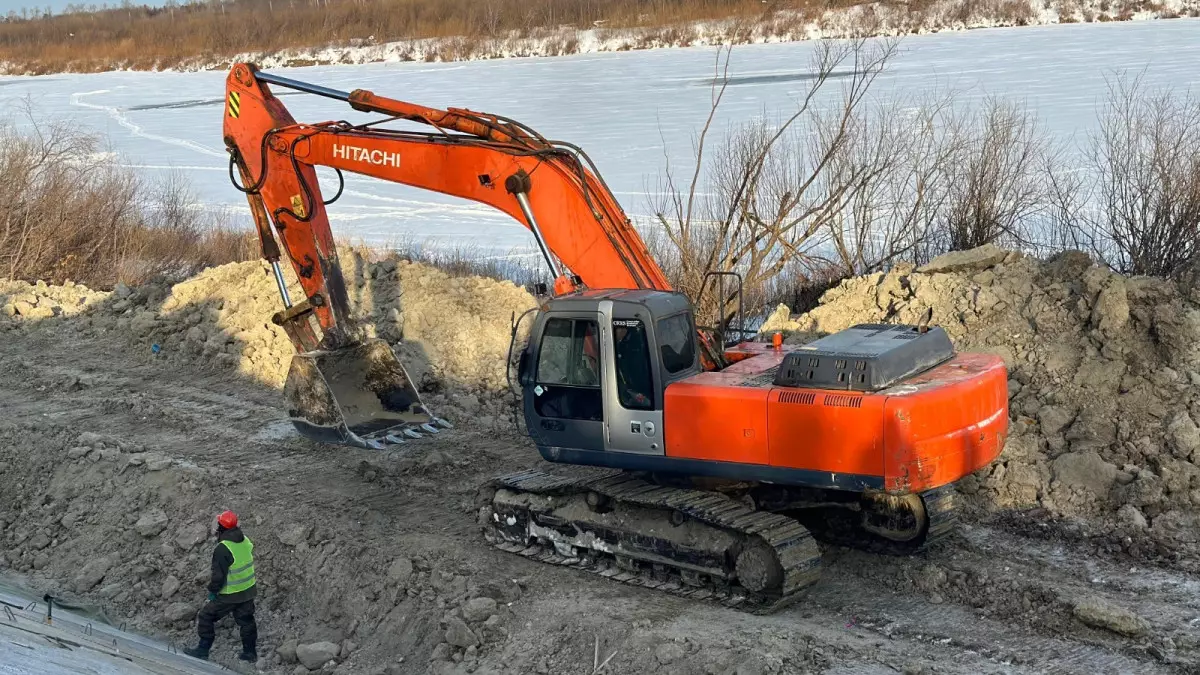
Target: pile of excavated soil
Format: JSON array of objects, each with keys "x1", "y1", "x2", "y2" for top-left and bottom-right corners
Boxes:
[
  {"x1": 0, "y1": 248, "x2": 537, "y2": 425},
  {"x1": 0, "y1": 278, "x2": 109, "y2": 319},
  {"x1": 762, "y1": 244, "x2": 1200, "y2": 557}
]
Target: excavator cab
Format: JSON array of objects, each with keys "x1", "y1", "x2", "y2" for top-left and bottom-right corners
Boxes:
[{"x1": 517, "y1": 290, "x2": 700, "y2": 458}]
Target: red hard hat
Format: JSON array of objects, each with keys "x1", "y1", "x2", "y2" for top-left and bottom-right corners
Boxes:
[{"x1": 217, "y1": 510, "x2": 238, "y2": 529}]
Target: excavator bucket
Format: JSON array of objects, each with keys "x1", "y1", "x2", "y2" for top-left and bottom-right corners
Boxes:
[{"x1": 281, "y1": 338, "x2": 451, "y2": 449}]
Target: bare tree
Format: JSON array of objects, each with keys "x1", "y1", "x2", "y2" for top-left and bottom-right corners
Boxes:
[
  {"x1": 824, "y1": 92, "x2": 962, "y2": 273},
  {"x1": 652, "y1": 38, "x2": 900, "y2": 327}
]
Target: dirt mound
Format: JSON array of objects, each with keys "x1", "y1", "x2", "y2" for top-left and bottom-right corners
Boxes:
[
  {"x1": 0, "y1": 278, "x2": 109, "y2": 321},
  {"x1": 0, "y1": 248, "x2": 537, "y2": 422},
  {"x1": 761, "y1": 245, "x2": 1200, "y2": 555}
]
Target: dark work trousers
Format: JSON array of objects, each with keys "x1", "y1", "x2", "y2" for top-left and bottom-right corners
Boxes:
[{"x1": 197, "y1": 598, "x2": 257, "y2": 651}]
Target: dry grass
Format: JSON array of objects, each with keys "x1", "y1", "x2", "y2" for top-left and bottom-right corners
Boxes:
[
  {"x1": 0, "y1": 109, "x2": 256, "y2": 289},
  {"x1": 0, "y1": 0, "x2": 778, "y2": 73},
  {"x1": 1, "y1": 0, "x2": 1191, "y2": 73}
]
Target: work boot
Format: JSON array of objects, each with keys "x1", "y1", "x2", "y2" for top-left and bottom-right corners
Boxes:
[
  {"x1": 183, "y1": 644, "x2": 210, "y2": 660},
  {"x1": 238, "y1": 650, "x2": 257, "y2": 662}
]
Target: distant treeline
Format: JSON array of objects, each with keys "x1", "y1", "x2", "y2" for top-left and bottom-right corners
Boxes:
[{"x1": 0, "y1": 0, "x2": 786, "y2": 72}]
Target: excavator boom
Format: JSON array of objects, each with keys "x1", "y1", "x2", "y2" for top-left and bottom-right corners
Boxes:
[{"x1": 224, "y1": 66, "x2": 672, "y2": 298}]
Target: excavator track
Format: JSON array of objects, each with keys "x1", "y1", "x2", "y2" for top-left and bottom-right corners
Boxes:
[{"x1": 481, "y1": 469, "x2": 824, "y2": 614}]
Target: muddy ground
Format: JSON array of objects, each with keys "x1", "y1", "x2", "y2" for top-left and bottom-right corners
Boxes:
[{"x1": 1, "y1": 249, "x2": 1198, "y2": 675}]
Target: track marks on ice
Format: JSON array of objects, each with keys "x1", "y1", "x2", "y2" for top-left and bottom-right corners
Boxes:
[{"x1": 70, "y1": 88, "x2": 226, "y2": 159}]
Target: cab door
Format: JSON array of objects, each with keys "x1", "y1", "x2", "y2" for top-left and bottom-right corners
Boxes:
[
  {"x1": 522, "y1": 312, "x2": 606, "y2": 453},
  {"x1": 598, "y1": 301, "x2": 665, "y2": 456}
]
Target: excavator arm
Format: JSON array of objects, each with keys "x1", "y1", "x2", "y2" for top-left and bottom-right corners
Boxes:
[
  {"x1": 221, "y1": 63, "x2": 723, "y2": 447},
  {"x1": 223, "y1": 64, "x2": 675, "y2": 347}
]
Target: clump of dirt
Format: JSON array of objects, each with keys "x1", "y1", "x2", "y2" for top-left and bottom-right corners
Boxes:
[{"x1": 761, "y1": 244, "x2": 1200, "y2": 558}]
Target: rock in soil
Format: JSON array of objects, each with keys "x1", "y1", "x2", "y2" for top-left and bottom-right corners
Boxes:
[
  {"x1": 278, "y1": 639, "x2": 299, "y2": 664},
  {"x1": 462, "y1": 596, "x2": 497, "y2": 623},
  {"x1": 296, "y1": 641, "x2": 341, "y2": 670},
  {"x1": 135, "y1": 509, "x2": 169, "y2": 537},
  {"x1": 444, "y1": 617, "x2": 479, "y2": 648},
  {"x1": 1073, "y1": 597, "x2": 1151, "y2": 637}
]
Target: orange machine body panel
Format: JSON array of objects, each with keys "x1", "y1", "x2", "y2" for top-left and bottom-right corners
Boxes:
[
  {"x1": 664, "y1": 346, "x2": 1008, "y2": 495},
  {"x1": 661, "y1": 348, "x2": 788, "y2": 465},
  {"x1": 879, "y1": 353, "x2": 1009, "y2": 493}
]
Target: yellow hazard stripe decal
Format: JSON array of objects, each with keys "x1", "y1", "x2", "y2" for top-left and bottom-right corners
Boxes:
[{"x1": 227, "y1": 91, "x2": 241, "y2": 118}]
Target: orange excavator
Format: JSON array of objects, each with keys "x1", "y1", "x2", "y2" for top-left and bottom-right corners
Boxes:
[{"x1": 223, "y1": 64, "x2": 1009, "y2": 612}]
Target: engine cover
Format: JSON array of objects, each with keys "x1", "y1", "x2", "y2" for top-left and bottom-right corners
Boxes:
[{"x1": 773, "y1": 324, "x2": 955, "y2": 392}]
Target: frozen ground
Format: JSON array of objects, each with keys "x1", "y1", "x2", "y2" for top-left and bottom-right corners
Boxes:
[{"x1": 0, "y1": 20, "x2": 1197, "y2": 261}]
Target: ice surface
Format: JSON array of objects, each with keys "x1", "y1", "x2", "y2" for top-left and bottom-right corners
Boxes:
[{"x1": 0, "y1": 20, "x2": 1196, "y2": 261}]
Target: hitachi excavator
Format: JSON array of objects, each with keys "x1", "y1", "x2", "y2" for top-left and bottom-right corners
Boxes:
[{"x1": 222, "y1": 63, "x2": 1009, "y2": 612}]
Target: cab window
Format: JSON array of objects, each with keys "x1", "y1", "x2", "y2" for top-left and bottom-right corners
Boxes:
[
  {"x1": 613, "y1": 319, "x2": 654, "y2": 410},
  {"x1": 534, "y1": 318, "x2": 602, "y2": 420},
  {"x1": 657, "y1": 313, "x2": 695, "y2": 374}
]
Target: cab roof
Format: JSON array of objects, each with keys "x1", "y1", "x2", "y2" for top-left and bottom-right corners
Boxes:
[{"x1": 547, "y1": 288, "x2": 692, "y2": 316}]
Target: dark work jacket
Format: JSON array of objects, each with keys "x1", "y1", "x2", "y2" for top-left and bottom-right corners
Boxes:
[{"x1": 208, "y1": 526, "x2": 257, "y2": 604}]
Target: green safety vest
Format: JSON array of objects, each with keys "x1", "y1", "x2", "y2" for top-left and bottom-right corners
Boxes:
[{"x1": 219, "y1": 537, "x2": 256, "y2": 595}]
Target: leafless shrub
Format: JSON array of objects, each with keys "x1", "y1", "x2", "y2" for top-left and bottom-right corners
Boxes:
[
  {"x1": 121, "y1": 172, "x2": 258, "y2": 283},
  {"x1": 1048, "y1": 74, "x2": 1200, "y2": 281},
  {"x1": 649, "y1": 40, "x2": 1080, "y2": 327},
  {"x1": 824, "y1": 94, "x2": 961, "y2": 272},
  {"x1": 0, "y1": 109, "x2": 255, "y2": 288},
  {"x1": 934, "y1": 98, "x2": 1057, "y2": 254}
]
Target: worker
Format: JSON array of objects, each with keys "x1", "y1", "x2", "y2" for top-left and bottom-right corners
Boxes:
[{"x1": 183, "y1": 510, "x2": 258, "y2": 663}]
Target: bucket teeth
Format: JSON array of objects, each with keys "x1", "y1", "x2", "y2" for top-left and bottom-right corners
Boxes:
[
  {"x1": 403, "y1": 428, "x2": 423, "y2": 439},
  {"x1": 434, "y1": 418, "x2": 453, "y2": 429},
  {"x1": 420, "y1": 423, "x2": 440, "y2": 434},
  {"x1": 384, "y1": 434, "x2": 407, "y2": 444}
]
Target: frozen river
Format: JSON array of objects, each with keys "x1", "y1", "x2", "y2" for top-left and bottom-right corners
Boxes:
[{"x1": 1, "y1": 18, "x2": 1197, "y2": 261}]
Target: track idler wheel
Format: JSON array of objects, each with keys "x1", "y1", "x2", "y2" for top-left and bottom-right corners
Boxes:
[
  {"x1": 735, "y1": 541, "x2": 785, "y2": 593},
  {"x1": 859, "y1": 492, "x2": 928, "y2": 543}
]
